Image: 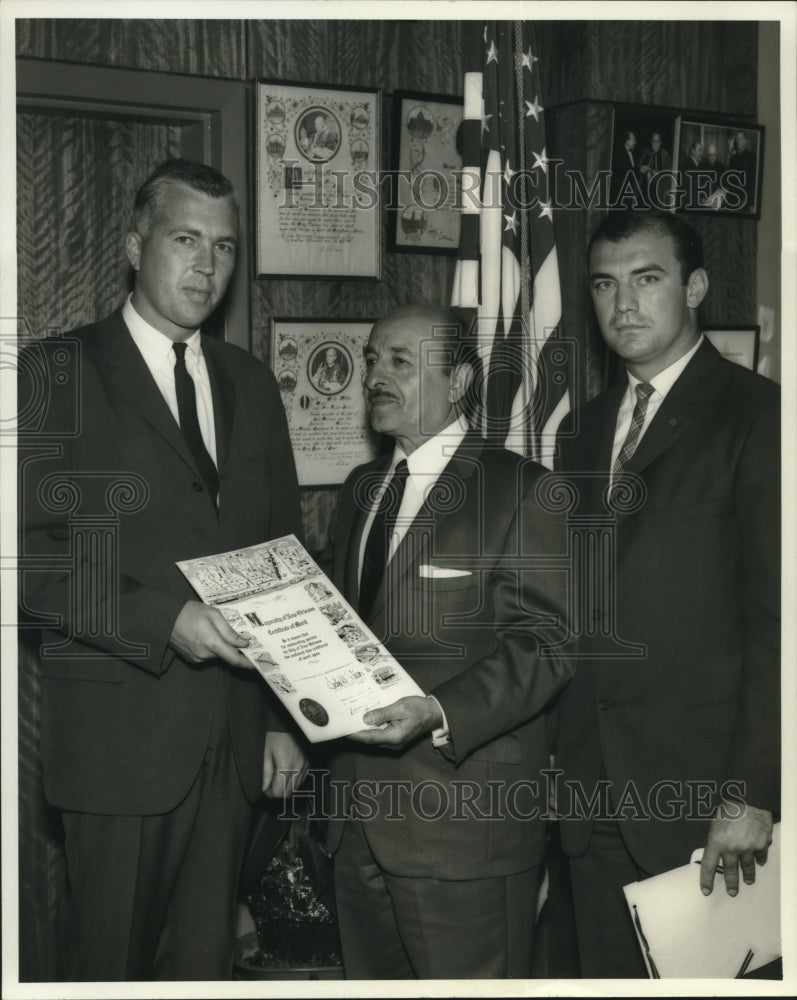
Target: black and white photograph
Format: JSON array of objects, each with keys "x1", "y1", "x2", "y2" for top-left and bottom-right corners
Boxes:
[
  {"x1": 676, "y1": 118, "x2": 765, "y2": 216},
  {"x1": 610, "y1": 104, "x2": 680, "y2": 210},
  {"x1": 2, "y1": 1, "x2": 794, "y2": 997}
]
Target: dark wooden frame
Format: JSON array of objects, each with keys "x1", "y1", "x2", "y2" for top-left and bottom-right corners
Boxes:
[
  {"x1": 388, "y1": 89, "x2": 463, "y2": 255},
  {"x1": 255, "y1": 80, "x2": 381, "y2": 280}
]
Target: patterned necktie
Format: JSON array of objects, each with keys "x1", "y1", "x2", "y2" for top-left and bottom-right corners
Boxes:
[
  {"x1": 359, "y1": 459, "x2": 410, "y2": 618},
  {"x1": 173, "y1": 342, "x2": 219, "y2": 505},
  {"x1": 611, "y1": 382, "x2": 655, "y2": 480}
]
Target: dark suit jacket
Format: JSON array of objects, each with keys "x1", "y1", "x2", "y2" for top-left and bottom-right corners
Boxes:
[
  {"x1": 19, "y1": 309, "x2": 303, "y2": 816},
  {"x1": 326, "y1": 435, "x2": 573, "y2": 880},
  {"x1": 555, "y1": 338, "x2": 780, "y2": 875}
]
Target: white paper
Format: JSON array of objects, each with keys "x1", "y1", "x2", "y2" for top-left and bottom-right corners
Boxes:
[
  {"x1": 176, "y1": 535, "x2": 424, "y2": 742},
  {"x1": 623, "y1": 822, "x2": 781, "y2": 978}
]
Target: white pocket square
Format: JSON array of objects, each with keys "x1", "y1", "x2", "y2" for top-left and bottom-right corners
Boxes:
[{"x1": 418, "y1": 564, "x2": 472, "y2": 579}]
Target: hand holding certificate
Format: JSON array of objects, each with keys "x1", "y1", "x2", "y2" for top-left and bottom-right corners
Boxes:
[{"x1": 176, "y1": 535, "x2": 425, "y2": 742}]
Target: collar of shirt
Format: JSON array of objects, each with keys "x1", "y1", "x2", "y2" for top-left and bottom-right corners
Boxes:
[
  {"x1": 611, "y1": 335, "x2": 703, "y2": 474},
  {"x1": 393, "y1": 415, "x2": 470, "y2": 484},
  {"x1": 625, "y1": 333, "x2": 704, "y2": 402},
  {"x1": 121, "y1": 294, "x2": 217, "y2": 467},
  {"x1": 358, "y1": 416, "x2": 469, "y2": 579},
  {"x1": 123, "y1": 294, "x2": 203, "y2": 380}
]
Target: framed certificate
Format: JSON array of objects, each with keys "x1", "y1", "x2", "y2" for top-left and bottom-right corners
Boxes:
[
  {"x1": 271, "y1": 318, "x2": 381, "y2": 487},
  {"x1": 256, "y1": 80, "x2": 381, "y2": 279},
  {"x1": 703, "y1": 326, "x2": 761, "y2": 371},
  {"x1": 389, "y1": 90, "x2": 463, "y2": 254}
]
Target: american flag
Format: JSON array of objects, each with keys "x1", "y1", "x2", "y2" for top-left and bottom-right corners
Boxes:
[{"x1": 452, "y1": 21, "x2": 569, "y2": 467}]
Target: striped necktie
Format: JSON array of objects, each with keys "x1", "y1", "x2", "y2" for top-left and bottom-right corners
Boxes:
[{"x1": 611, "y1": 382, "x2": 654, "y2": 480}]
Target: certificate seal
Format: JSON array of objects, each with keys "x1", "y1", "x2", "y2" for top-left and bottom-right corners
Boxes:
[{"x1": 299, "y1": 698, "x2": 330, "y2": 728}]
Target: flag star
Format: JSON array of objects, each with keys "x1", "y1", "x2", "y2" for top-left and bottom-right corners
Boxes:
[
  {"x1": 538, "y1": 199, "x2": 554, "y2": 222},
  {"x1": 525, "y1": 96, "x2": 544, "y2": 121},
  {"x1": 481, "y1": 113, "x2": 492, "y2": 136},
  {"x1": 486, "y1": 40, "x2": 499, "y2": 64},
  {"x1": 532, "y1": 147, "x2": 549, "y2": 174},
  {"x1": 503, "y1": 160, "x2": 516, "y2": 184},
  {"x1": 522, "y1": 47, "x2": 538, "y2": 71},
  {"x1": 504, "y1": 211, "x2": 519, "y2": 235}
]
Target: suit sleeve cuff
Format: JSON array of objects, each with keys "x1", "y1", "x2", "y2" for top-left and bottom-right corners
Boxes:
[{"x1": 427, "y1": 695, "x2": 450, "y2": 748}]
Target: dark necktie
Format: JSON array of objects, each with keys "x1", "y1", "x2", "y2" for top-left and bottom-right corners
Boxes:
[
  {"x1": 173, "y1": 342, "x2": 219, "y2": 505},
  {"x1": 611, "y1": 382, "x2": 654, "y2": 481},
  {"x1": 359, "y1": 459, "x2": 409, "y2": 618}
]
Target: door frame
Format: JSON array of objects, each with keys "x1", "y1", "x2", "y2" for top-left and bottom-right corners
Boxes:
[{"x1": 16, "y1": 57, "x2": 251, "y2": 350}]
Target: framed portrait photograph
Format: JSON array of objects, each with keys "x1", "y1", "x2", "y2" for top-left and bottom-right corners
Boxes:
[
  {"x1": 610, "y1": 104, "x2": 681, "y2": 211},
  {"x1": 703, "y1": 326, "x2": 761, "y2": 371},
  {"x1": 271, "y1": 318, "x2": 381, "y2": 487},
  {"x1": 389, "y1": 90, "x2": 463, "y2": 255},
  {"x1": 675, "y1": 118, "x2": 764, "y2": 216},
  {"x1": 256, "y1": 81, "x2": 381, "y2": 279}
]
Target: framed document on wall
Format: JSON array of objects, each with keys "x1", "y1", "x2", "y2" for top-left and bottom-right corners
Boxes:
[
  {"x1": 703, "y1": 326, "x2": 760, "y2": 371},
  {"x1": 271, "y1": 318, "x2": 382, "y2": 487},
  {"x1": 256, "y1": 81, "x2": 381, "y2": 279},
  {"x1": 389, "y1": 90, "x2": 463, "y2": 254}
]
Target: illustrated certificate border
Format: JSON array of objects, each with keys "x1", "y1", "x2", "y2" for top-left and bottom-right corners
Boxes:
[
  {"x1": 256, "y1": 80, "x2": 381, "y2": 279},
  {"x1": 389, "y1": 90, "x2": 464, "y2": 255},
  {"x1": 271, "y1": 318, "x2": 381, "y2": 487}
]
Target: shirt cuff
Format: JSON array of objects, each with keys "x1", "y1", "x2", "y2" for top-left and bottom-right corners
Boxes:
[{"x1": 427, "y1": 695, "x2": 450, "y2": 747}]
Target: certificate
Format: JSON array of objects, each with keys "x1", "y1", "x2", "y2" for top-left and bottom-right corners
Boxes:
[
  {"x1": 256, "y1": 80, "x2": 381, "y2": 279},
  {"x1": 176, "y1": 535, "x2": 424, "y2": 743},
  {"x1": 271, "y1": 318, "x2": 381, "y2": 487}
]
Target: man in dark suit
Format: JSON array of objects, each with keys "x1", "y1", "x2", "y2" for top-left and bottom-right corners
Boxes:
[
  {"x1": 554, "y1": 210, "x2": 779, "y2": 977},
  {"x1": 19, "y1": 159, "x2": 307, "y2": 980},
  {"x1": 325, "y1": 304, "x2": 573, "y2": 979}
]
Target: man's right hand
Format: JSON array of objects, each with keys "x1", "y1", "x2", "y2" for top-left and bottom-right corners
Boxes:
[{"x1": 169, "y1": 601, "x2": 253, "y2": 668}]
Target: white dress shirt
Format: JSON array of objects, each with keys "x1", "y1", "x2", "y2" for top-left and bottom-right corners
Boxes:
[
  {"x1": 357, "y1": 416, "x2": 469, "y2": 581},
  {"x1": 358, "y1": 416, "x2": 470, "y2": 747},
  {"x1": 610, "y1": 335, "x2": 703, "y2": 479},
  {"x1": 123, "y1": 295, "x2": 218, "y2": 467}
]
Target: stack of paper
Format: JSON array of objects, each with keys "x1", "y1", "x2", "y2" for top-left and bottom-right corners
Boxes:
[{"x1": 623, "y1": 823, "x2": 780, "y2": 978}]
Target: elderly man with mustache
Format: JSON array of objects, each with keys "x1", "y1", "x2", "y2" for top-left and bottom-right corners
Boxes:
[{"x1": 323, "y1": 304, "x2": 574, "y2": 979}]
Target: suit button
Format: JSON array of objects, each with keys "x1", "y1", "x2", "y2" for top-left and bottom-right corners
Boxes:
[
  {"x1": 192, "y1": 481, "x2": 204, "y2": 491},
  {"x1": 597, "y1": 698, "x2": 610, "y2": 711}
]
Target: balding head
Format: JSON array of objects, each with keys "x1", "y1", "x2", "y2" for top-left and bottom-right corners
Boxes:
[{"x1": 363, "y1": 304, "x2": 475, "y2": 453}]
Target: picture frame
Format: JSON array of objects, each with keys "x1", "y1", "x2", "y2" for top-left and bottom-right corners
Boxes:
[
  {"x1": 388, "y1": 90, "x2": 463, "y2": 255},
  {"x1": 609, "y1": 104, "x2": 681, "y2": 211},
  {"x1": 270, "y1": 318, "x2": 381, "y2": 487},
  {"x1": 255, "y1": 81, "x2": 381, "y2": 279},
  {"x1": 703, "y1": 326, "x2": 761, "y2": 371},
  {"x1": 674, "y1": 118, "x2": 764, "y2": 217},
  {"x1": 606, "y1": 103, "x2": 763, "y2": 216}
]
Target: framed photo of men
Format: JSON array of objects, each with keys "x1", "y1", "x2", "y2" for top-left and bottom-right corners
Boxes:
[
  {"x1": 675, "y1": 118, "x2": 764, "y2": 216},
  {"x1": 609, "y1": 104, "x2": 680, "y2": 211}
]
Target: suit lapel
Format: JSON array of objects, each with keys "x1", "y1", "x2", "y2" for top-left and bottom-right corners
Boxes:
[
  {"x1": 99, "y1": 311, "x2": 200, "y2": 477},
  {"x1": 346, "y1": 453, "x2": 391, "y2": 610},
  {"x1": 366, "y1": 434, "x2": 481, "y2": 622},
  {"x1": 202, "y1": 336, "x2": 235, "y2": 474},
  {"x1": 624, "y1": 338, "x2": 722, "y2": 477}
]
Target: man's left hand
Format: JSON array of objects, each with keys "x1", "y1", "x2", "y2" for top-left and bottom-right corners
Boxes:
[
  {"x1": 348, "y1": 696, "x2": 443, "y2": 749},
  {"x1": 262, "y1": 730, "x2": 309, "y2": 798},
  {"x1": 700, "y1": 800, "x2": 773, "y2": 896}
]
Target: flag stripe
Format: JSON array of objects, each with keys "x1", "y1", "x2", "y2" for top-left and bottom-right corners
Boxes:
[{"x1": 452, "y1": 19, "x2": 570, "y2": 462}]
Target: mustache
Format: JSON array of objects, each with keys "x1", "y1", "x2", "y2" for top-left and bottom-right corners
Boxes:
[{"x1": 366, "y1": 390, "x2": 399, "y2": 403}]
